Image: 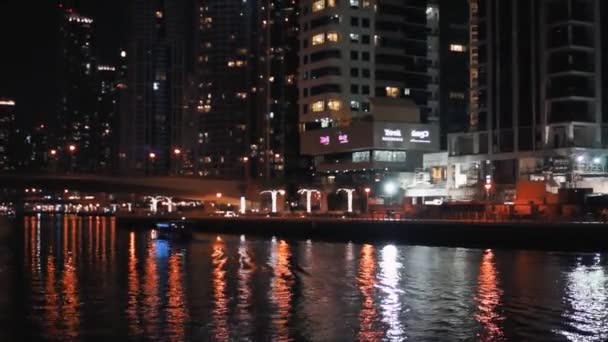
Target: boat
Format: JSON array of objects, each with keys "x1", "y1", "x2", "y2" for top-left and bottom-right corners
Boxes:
[{"x1": 153, "y1": 219, "x2": 193, "y2": 241}]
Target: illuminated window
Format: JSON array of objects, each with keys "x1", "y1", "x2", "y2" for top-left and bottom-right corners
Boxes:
[
  {"x1": 326, "y1": 32, "x2": 339, "y2": 42},
  {"x1": 350, "y1": 33, "x2": 360, "y2": 42},
  {"x1": 312, "y1": 101, "x2": 325, "y2": 112},
  {"x1": 449, "y1": 92, "x2": 465, "y2": 99},
  {"x1": 328, "y1": 0, "x2": 337, "y2": 7},
  {"x1": 312, "y1": 33, "x2": 325, "y2": 46},
  {"x1": 450, "y1": 44, "x2": 467, "y2": 52},
  {"x1": 312, "y1": 0, "x2": 325, "y2": 12},
  {"x1": 385, "y1": 87, "x2": 399, "y2": 98},
  {"x1": 327, "y1": 100, "x2": 342, "y2": 111}
]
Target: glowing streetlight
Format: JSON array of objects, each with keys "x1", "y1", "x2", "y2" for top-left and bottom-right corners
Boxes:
[
  {"x1": 216, "y1": 192, "x2": 222, "y2": 199},
  {"x1": 173, "y1": 148, "x2": 181, "y2": 155},
  {"x1": 384, "y1": 182, "x2": 397, "y2": 196},
  {"x1": 298, "y1": 189, "x2": 321, "y2": 214},
  {"x1": 337, "y1": 188, "x2": 356, "y2": 213},
  {"x1": 261, "y1": 189, "x2": 285, "y2": 213},
  {"x1": 149, "y1": 152, "x2": 156, "y2": 159},
  {"x1": 68, "y1": 144, "x2": 76, "y2": 153},
  {"x1": 50, "y1": 149, "x2": 57, "y2": 156}
]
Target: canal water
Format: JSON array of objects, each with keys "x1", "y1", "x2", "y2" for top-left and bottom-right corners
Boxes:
[{"x1": 1, "y1": 215, "x2": 608, "y2": 341}]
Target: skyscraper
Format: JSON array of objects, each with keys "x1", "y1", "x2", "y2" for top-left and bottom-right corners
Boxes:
[
  {"x1": 0, "y1": 99, "x2": 16, "y2": 171},
  {"x1": 437, "y1": 0, "x2": 469, "y2": 148},
  {"x1": 126, "y1": 0, "x2": 186, "y2": 175},
  {"x1": 195, "y1": 0, "x2": 302, "y2": 182},
  {"x1": 97, "y1": 64, "x2": 119, "y2": 173},
  {"x1": 57, "y1": 5, "x2": 98, "y2": 172},
  {"x1": 447, "y1": 0, "x2": 608, "y2": 199}
]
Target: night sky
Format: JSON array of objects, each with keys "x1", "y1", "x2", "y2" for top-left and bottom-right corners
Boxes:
[{"x1": 0, "y1": 0, "x2": 129, "y2": 127}]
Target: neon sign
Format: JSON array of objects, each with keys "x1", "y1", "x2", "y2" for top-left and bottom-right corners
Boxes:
[
  {"x1": 382, "y1": 129, "x2": 404, "y2": 142},
  {"x1": 410, "y1": 130, "x2": 431, "y2": 143},
  {"x1": 338, "y1": 134, "x2": 349, "y2": 144},
  {"x1": 320, "y1": 136, "x2": 330, "y2": 145}
]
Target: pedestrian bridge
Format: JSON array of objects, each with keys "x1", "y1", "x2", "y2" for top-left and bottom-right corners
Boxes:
[{"x1": 0, "y1": 173, "x2": 249, "y2": 204}]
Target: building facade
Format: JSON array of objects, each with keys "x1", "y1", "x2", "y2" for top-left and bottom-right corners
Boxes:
[
  {"x1": 195, "y1": 0, "x2": 302, "y2": 182},
  {"x1": 126, "y1": 0, "x2": 186, "y2": 175},
  {"x1": 298, "y1": 0, "x2": 438, "y2": 186},
  {"x1": 447, "y1": 0, "x2": 608, "y2": 201},
  {"x1": 0, "y1": 99, "x2": 16, "y2": 171},
  {"x1": 57, "y1": 7, "x2": 98, "y2": 172}
]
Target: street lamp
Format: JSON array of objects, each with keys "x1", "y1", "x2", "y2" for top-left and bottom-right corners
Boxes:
[
  {"x1": 149, "y1": 152, "x2": 156, "y2": 159},
  {"x1": 384, "y1": 182, "x2": 396, "y2": 196},
  {"x1": 216, "y1": 192, "x2": 222, "y2": 199},
  {"x1": 364, "y1": 187, "x2": 371, "y2": 213},
  {"x1": 50, "y1": 149, "x2": 57, "y2": 156},
  {"x1": 67, "y1": 144, "x2": 76, "y2": 173},
  {"x1": 173, "y1": 148, "x2": 181, "y2": 155}
]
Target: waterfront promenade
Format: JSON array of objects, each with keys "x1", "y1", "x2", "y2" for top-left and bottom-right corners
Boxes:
[{"x1": 116, "y1": 214, "x2": 608, "y2": 252}]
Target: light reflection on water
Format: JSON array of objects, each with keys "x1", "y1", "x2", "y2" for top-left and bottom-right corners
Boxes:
[
  {"x1": 559, "y1": 255, "x2": 608, "y2": 341},
  {"x1": 6, "y1": 215, "x2": 608, "y2": 340},
  {"x1": 475, "y1": 249, "x2": 505, "y2": 341}
]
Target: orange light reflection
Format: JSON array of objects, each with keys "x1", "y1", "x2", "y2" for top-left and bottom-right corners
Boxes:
[{"x1": 475, "y1": 250, "x2": 504, "y2": 341}]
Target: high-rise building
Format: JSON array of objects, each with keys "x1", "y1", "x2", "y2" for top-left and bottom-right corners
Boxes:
[
  {"x1": 437, "y1": 0, "x2": 469, "y2": 148},
  {"x1": 298, "y1": 0, "x2": 440, "y2": 185},
  {"x1": 126, "y1": 0, "x2": 186, "y2": 175},
  {"x1": 57, "y1": 6, "x2": 98, "y2": 172},
  {"x1": 447, "y1": 0, "x2": 608, "y2": 200},
  {"x1": 0, "y1": 99, "x2": 16, "y2": 171},
  {"x1": 195, "y1": 0, "x2": 303, "y2": 182},
  {"x1": 97, "y1": 64, "x2": 119, "y2": 173}
]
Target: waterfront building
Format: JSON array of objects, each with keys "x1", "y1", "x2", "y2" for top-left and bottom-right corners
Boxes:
[
  {"x1": 125, "y1": 0, "x2": 186, "y2": 175},
  {"x1": 298, "y1": 0, "x2": 439, "y2": 187},
  {"x1": 194, "y1": 0, "x2": 304, "y2": 182},
  {"x1": 56, "y1": 6, "x2": 98, "y2": 172},
  {"x1": 97, "y1": 64, "x2": 119, "y2": 173},
  {"x1": 0, "y1": 99, "x2": 16, "y2": 171},
  {"x1": 447, "y1": 0, "x2": 608, "y2": 201}
]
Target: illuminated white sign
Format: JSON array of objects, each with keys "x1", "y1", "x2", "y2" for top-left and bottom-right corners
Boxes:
[
  {"x1": 338, "y1": 134, "x2": 349, "y2": 144},
  {"x1": 410, "y1": 130, "x2": 431, "y2": 143},
  {"x1": 382, "y1": 129, "x2": 404, "y2": 142},
  {"x1": 320, "y1": 136, "x2": 330, "y2": 145}
]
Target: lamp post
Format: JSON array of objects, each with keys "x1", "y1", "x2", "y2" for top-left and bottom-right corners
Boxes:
[
  {"x1": 68, "y1": 144, "x2": 76, "y2": 173},
  {"x1": 173, "y1": 148, "x2": 181, "y2": 175},
  {"x1": 148, "y1": 152, "x2": 156, "y2": 176},
  {"x1": 383, "y1": 181, "x2": 397, "y2": 206},
  {"x1": 364, "y1": 187, "x2": 371, "y2": 213},
  {"x1": 337, "y1": 188, "x2": 356, "y2": 213},
  {"x1": 50, "y1": 149, "x2": 58, "y2": 172}
]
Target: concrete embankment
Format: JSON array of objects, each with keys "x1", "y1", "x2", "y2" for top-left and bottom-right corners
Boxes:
[{"x1": 117, "y1": 216, "x2": 608, "y2": 252}]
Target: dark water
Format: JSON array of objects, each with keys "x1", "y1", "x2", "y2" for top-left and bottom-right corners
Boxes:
[{"x1": 1, "y1": 215, "x2": 608, "y2": 341}]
